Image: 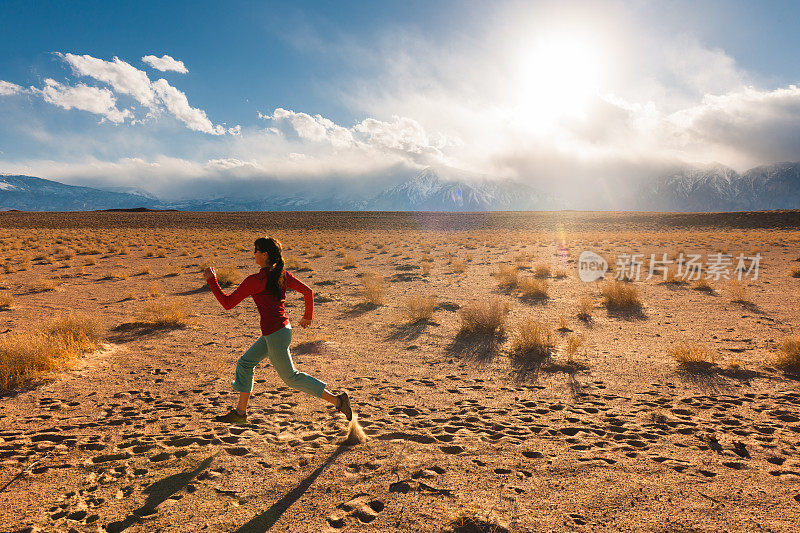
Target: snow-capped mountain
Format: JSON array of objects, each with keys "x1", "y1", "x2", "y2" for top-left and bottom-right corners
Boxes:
[
  {"x1": 632, "y1": 162, "x2": 800, "y2": 211},
  {"x1": 637, "y1": 163, "x2": 741, "y2": 211},
  {"x1": 2, "y1": 163, "x2": 800, "y2": 212},
  {"x1": 738, "y1": 162, "x2": 800, "y2": 210},
  {"x1": 0, "y1": 174, "x2": 158, "y2": 211},
  {"x1": 367, "y1": 166, "x2": 548, "y2": 211}
]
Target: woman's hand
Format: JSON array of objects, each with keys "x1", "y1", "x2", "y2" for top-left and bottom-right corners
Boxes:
[
  {"x1": 203, "y1": 266, "x2": 216, "y2": 281},
  {"x1": 299, "y1": 318, "x2": 312, "y2": 328}
]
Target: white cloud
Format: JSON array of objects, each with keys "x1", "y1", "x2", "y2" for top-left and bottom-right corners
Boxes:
[
  {"x1": 142, "y1": 54, "x2": 188, "y2": 74},
  {"x1": 61, "y1": 53, "x2": 157, "y2": 107},
  {"x1": 15, "y1": 53, "x2": 239, "y2": 135},
  {"x1": 0, "y1": 81, "x2": 25, "y2": 96},
  {"x1": 152, "y1": 78, "x2": 225, "y2": 135},
  {"x1": 667, "y1": 85, "x2": 800, "y2": 166},
  {"x1": 267, "y1": 108, "x2": 445, "y2": 165},
  {"x1": 32, "y1": 79, "x2": 132, "y2": 124}
]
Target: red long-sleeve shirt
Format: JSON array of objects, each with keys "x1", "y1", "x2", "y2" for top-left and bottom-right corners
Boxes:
[{"x1": 207, "y1": 269, "x2": 314, "y2": 336}]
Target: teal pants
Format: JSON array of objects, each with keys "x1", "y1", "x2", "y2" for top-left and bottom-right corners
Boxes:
[{"x1": 232, "y1": 325, "x2": 326, "y2": 397}]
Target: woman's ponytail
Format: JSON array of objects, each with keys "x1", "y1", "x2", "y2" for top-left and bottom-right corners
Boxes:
[{"x1": 255, "y1": 237, "x2": 285, "y2": 297}]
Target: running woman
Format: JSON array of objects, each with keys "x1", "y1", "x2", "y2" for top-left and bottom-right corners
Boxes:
[{"x1": 203, "y1": 237, "x2": 352, "y2": 424}]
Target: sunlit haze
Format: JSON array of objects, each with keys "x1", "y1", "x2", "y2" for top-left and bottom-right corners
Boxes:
[{"x1": 1, "y1": 0, "x2": 799, "y2": 203}]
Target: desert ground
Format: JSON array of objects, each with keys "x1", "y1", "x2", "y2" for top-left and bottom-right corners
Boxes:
[{"x1": 1, "y1": 210, "x2": 799, "y2": 532}]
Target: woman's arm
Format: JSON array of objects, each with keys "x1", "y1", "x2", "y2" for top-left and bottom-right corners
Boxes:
[
  {"x1": 205, "y1": 268, "x2": 257, "y2": 310},
  {"x1": 285, "y1": 271, "x2": 314, "y2": 326}
]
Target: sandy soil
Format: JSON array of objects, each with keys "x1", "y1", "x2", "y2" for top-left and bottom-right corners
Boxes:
[{"x1": 1, "y1": 210, "x2": 799, "y2": 532}]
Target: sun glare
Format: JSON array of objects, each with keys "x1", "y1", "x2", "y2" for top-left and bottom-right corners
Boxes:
[{"x1": 516, "y1": 34, "x2": 603, "y2": 132}]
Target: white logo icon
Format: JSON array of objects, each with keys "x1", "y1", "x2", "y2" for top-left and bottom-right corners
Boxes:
[{"x1": 578, "y1": 251, "x2": 608, "y2": 282}]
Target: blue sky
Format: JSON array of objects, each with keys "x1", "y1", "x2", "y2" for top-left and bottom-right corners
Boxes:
[{"x1": 1, "y1": 0, "x2": 800, "y2": 198}]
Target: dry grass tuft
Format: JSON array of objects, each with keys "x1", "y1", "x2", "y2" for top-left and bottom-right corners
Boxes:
[
  {"x1": 775, "y1": 336, "x2": 800, "y2": 372},
  {"x1": 402, "y1": 295, "x2": 436, "y2": 323},
  {"x1": 136, "y1": 266, "x2": 152, "y2": 276},
  {"x1": 31, "y1": 277, "x2": 59, "y2": 292},
  {"x1": 564, "y1": 333, "x2": 584, "y2": 363},
  {"x1": 671, "y1": 342, "x2": 717, "y2": 367},
  {"x1": 285, "y1": 255, "x2": 302, "y2": 270},
  {"x1": 342, "y1": 254, "x2": 357, "y2": 269},
  {"x1": 495, "y1": 264, "x2": 518, "y2": 289},
  {"x1": 576, "y1": 295, "x2": 594, "y2": 321},
  {"x1": 459, "y1": 297, "x2": 509, "y2": 336},
  {"x1": 601, "y1": 281, "x2": 642, "y2": 310},
  {"x1": 728, "y1": 280, "x2": 752, "y2": 304},
  {"x1": 361, "y1": 272, "x2": 386, "y2": 305},
  {"x1": 215, "y1": 266, "x2": 241, "y2": 288},
  {"x1": 692, "y1": 278, "x2": 713, "y2": 292},
  {"x1": 0, "y1": 293, "x2": 12, "y2": 308},
  {"x1": 790, "y1": 266, "x2": 800, "y2": 278},
  {"x1": 533, "y1": 264, "x2": 551, "y2": 278},
  {"x1": 0, "y1": 314, "x2": 103, "y2": 390},
  {"x1": 147, "y1": 283, "x2": 162, "y2": 298},
  {"x1": 421, "y1": 261, "x2": 432, "y2": 276},
  {"x1": 518, "y1": 277, "x2": 549, "y2": 299},
  {"x1": 553, "y1": 268, "x2": 568, "y2": 279},
  {"x1": 139, "y1": 299, "x2": 192, "y2": 327},
  {"x1": 451, "y1": 258, "x2": 467, "y2": 273},
  {"x1": 512, "y1": 319, "x2": 555, "y2": 362}
]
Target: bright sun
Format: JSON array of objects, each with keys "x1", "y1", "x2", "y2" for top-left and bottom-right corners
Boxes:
[{"x1": 516, "y1": 34, "x2": 603, "y2": 131}]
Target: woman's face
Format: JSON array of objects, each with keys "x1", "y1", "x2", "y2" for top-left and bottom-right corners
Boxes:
[{"x1": 254, "y1": 248, "x2": 268, "y2": 268}]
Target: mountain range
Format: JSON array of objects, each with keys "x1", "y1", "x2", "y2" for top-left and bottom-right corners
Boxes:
[{"x1": 2, "y1": 162, "x2": 800, "y2": 212}]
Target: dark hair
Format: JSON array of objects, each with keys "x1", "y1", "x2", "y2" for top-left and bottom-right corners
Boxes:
[{"x1": 255, "y1": 237, "x2": 285, "y2": 297}]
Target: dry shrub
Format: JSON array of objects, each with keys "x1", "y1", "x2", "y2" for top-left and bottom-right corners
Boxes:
[
  {"x1": 564, "y1": 333, "x2": 584, "y2": 363},
  {"x1": 553, "y1": 268, "x2": 568, "y2": 279},
  {"x1": 664, "y1": 268, "x2": 687, "y2": 285},
  {"x1": 0, "y1": 314, "x2": 103, "y2": 390},
  {"x1": 513, "y1": 251, "x2": 532, "y2": 268},
  {"x1": 199, "y1": 259, "x2": 214, "y2": 272},
  {"x1": 106, "y1": 269, "x2": 129, "y2": 280},
  {"x1": 84, "y1": 257, "x2": 97, "y2": 266},
  {"x1": 512, "y1": 318, "x2": 555, "y2": 361},
  {"x1": 577, "y1": 295, "x2": 594, "y2": 321},
  {"x1": 601, "y1": 281, "x2": 642, "y2": 310},
  {"x1": 402, "y1": 295, "x2": 436, "y2": 323},
  {"x1": 31, "y1": 277, "x2": 59, "y2": 292},
  {"x1": 451, "y1": 258, "x2": 467, "y2": 273},
  {"x1": 518, "y1": 277, "x2": 549, "y2": 299},
  {"x1": 361, "y1": 272, "x2": 386, "y2": 305},
  {"x1": 421, "y1": 261, "x2": 432, "y2": 276},
  {"x1": 775, "y1": 336, "x2": 800, "y2": 372},
  {"x1": 790, "y1": 266, "x2": 800, "y2": 278},
  {"x1": 728, "y1": 280, "x2": 752, "y2": 304},
  {"x1": 671, "y1": 342, "x2": 716, "y2": 367},
  {"x1": 285, "y1": 255, "x2": 302, "y2": 270},
  {"x1": 136, "y1": 266, "x2": 152, "y2": 276},
  {"x1": 692, "y1": 278, "x2": 713, "y2": 292},
  {"x1": 216, "y1": 266, "x2": 241, "y2": 288},
  {"x1": 459, "y1": 298, "x2": 509, "y2": 336},
  {"x1": 139, "y1": 299, "x2": 192, "y2": 327},
  {"x1": 342, "y1": 254, "x2": 357, "y2": 269},
  {"x1": 147, "y1": 283, "x2": 162, "y2": 298},
  {"x1": 495, "y1": 264, "x2": 518, "y2": 289},
  {"x1": 0, "y1": 293, "x2": 12, "y2": 308},
  {"x1": 533, "y1": 264, "x2": 551, "y2": 278}
]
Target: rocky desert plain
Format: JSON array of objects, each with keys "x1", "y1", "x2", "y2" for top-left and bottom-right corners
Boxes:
[{"x1": 1, "y1": 210, "x2": 799, "y2": 533}]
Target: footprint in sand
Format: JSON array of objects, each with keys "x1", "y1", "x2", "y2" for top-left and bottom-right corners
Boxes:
[{"x1": 328, "y1": 493, "x2": 386, "y2": 528}]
